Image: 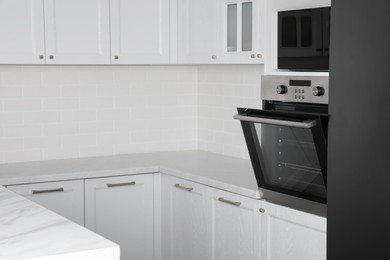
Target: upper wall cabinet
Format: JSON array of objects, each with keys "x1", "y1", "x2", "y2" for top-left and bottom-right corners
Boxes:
[
  {"x1": 176, "y1": 0, "x2": 265, "y2": 64},
  {"x1": 44, "y1": 0, "x2": 111, "y2": 64},
  {"x1": 0, "y1": 0, "x2": 46, "y2": 64},
  {"x1": 0, "y1": 0, "x2": 110, "y2": 65},
  {"x1": 177, "y1": 0, "x2": 219, "y2": 64},
  {"x1": 110, "y1": 0, "x2": 170, "y2": 64},
  {"x1": 217, "y1": 0, "x2": 265, "y2": 64}
]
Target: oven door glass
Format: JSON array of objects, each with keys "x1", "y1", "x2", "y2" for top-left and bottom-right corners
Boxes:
[{"x1": 234, "y1": 108, "x2": 328, "y2": 203}]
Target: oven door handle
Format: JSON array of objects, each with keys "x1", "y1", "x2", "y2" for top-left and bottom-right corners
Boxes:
[{"x1": 233, "y1": 114, "x2": 317, "y2": 129}]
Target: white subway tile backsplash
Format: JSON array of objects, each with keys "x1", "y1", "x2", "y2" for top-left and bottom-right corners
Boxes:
[{"x1": 0, "y1": 64, "x2": 260, "y2": 164}]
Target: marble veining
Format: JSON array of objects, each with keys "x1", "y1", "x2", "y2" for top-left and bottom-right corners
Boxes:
[{"x1": 0, "y1": 186, "x2": 119, "y2": 260}]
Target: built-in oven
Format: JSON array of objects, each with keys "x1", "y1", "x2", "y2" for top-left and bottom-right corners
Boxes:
[{"x1": 234, "y1": 75, "x2": 329, "y2": 204}]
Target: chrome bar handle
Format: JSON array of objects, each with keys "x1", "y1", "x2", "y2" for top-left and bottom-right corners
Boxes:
[
  {"x1": 218, "y1": 197, "x2": 241, "y2": 207},
  {"x1": 106, "y1": 181, "x2": 136, "y2": 188},
  {"x1": 233, "y1": 114, "x2": 317, "y2": 129},
  {"x1": 174, "y1": 183, "x2": 193, "y2": 192},
  {"x1": 32, "y1": 187, "x2": 64, "y2": 195}
]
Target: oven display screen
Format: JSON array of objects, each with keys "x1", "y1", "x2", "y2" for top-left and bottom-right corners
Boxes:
[{"x1": 289, "y1": 80, "x2": 311, "y2": 87}]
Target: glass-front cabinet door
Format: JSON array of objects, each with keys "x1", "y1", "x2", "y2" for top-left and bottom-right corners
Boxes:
[
  {"x1": 218, "y1": 0, "x2": 265, "y2": 64},
  {"x1": 234, "y1": 108, "x2": 328, "y2": 203}
]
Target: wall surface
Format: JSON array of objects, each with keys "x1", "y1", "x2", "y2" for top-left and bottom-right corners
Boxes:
[
  {"x1": 198, "y1": 65, "x2": 263, "y2": 159},
  {"x1": 0, "y1": 66, "x2": 198, "y2": 163}
]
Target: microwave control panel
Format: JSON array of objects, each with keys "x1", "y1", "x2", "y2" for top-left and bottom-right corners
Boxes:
[{"x1": 261, "y1": 75, "x2": 329, "y2": 104}]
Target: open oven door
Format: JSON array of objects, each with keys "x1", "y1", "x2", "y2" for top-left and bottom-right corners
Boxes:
[{"x1": 234, "y1": 107, "x2": 328, "y2": 204}]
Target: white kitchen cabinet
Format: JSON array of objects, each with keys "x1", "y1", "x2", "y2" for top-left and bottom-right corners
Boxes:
[
  {"x1": 263, "y1": 201, "x2": 326, "y2": 260},
  {"x1": 217, "y1": 0, "x2": 265, "y2": 64},
  {"x1": 85, "y1": 174, "x2": 154, "y2": 260},
  {"x1": 161, "y1": 175, "x2": 212, "y2": 260},
  {"x1": 44, "y1": 0, "x2": 111, "y2": 64},
  {"x1": 6, "y1": 180, "x2": 84, "y2": 226},
  {"x1": 0, "y1": 0, "x2": 46, "y2": 64},
  {"x1": 110, "y1": 0, "x2": 170, "y2": 64},
  {"x1": 211, "y1": 188, "x2": 261, "y2": 260},
  {"x1": 177, "y1": 0, "x2": 220, "y2": 64}
]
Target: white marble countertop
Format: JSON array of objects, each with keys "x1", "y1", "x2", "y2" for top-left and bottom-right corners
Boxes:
[
  {"x1": 0, "y1": 150, "x2": 260, "y2": 199},
  {"x1": 0, "y1": 186, "x2": 119, "y2": 260}
]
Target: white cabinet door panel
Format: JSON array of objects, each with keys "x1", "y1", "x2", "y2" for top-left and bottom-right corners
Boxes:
[
  {"x1": 177, "y1": 0, "x2": 219, "y2": 64},
  {"x1": 85, "y1": 174, "x2": 154, "y2": 260},
  {"x1": 161, "y1": 175, "x2": 212, "y2": 260},
  {"x1": 6, "y1": 180, "x2": 84, "y2": 226},
  {"x1": 0, "y1": 0, "x2": 45, "y2": 64},
  {"x1": 110, "y1": 0, "x2": 170, "y2": 64},
  {"x1": 264, "y1": 202, "x2": 326, "y2": 260},
  {"x1": 211, "y1": 189, "x2": 261, "y2": 260},
  {"x1": 44, "y1": 0, "x2": 110, "y2": 64}
]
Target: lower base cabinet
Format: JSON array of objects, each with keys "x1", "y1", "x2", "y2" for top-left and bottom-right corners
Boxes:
[
  {"x1": 211, "y1": 189, "x2": 261, "y2": 260},
  {"x1": 161, "y1": 175, "x2": 263, "y2": 260},
  {"x1": 6, "y1": 180, "x2": 84, "y2": 226},
  {"x1": 263, "y1": 201, "x2": 326, "y2": 260},
  {"x1": 85, "y1": 174, "x2": 154, "y2": 260},
  {"x1": 5, "y1": 172, "x2": 327, "y2": 260}
]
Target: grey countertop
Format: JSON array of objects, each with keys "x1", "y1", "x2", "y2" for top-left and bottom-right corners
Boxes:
[{"x1": 0, "y1": 150, "x2": 261, "y2": 199}]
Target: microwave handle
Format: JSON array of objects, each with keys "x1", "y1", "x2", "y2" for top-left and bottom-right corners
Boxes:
[{"x1": 233, "y1": 114, "x2": 317, "y2": 129}]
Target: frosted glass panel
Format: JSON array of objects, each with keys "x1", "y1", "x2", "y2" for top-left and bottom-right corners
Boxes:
[
  {"x1": 242, "y1": 2, "x2": 252, "y2": 51},
  {"x1": 227, "y1": 4, "x2": 237, "y2": 52}
]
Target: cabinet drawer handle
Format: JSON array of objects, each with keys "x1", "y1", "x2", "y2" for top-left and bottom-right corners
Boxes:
[
  {"x1": 106, "y1": 181, "x2": 136, "y2": 188},
  {"x1": 32, "y1": 187, "x2": 64, "y2": 195},
  {"x1": 174, "y1": 183, "x2": 193, "y2": 192},
  {"x1": 218, "y1": 197, "x2": 241, "y2": 207}
]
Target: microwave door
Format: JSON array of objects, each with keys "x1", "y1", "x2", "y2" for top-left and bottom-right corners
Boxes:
[{"x1": 234, "y1": 108, "x2": 328, "y2": 203}]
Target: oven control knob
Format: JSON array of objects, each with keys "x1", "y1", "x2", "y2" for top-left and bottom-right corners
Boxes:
[
  {"x1": 276, "y1": 85, "x2": 287, "y2": 94},
  {"x1": 312, "y1": 86, "x2": 325, "y2": 96}
]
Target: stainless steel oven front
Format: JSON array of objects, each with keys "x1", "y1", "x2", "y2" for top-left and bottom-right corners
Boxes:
[{"x1": 234, "y1": 75, "x2": 329, "y2": 204}]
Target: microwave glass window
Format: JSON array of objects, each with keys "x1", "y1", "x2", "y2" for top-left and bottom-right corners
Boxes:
[
  {"x1": 281, "y1": 16, "x2": 297, "y2": 47},
  {"x1": 301, "y1": 16, "x2": 312, "y2": 47},
  {"x1": 242, "y1": 2, "x2": 253, "y2": 51}
]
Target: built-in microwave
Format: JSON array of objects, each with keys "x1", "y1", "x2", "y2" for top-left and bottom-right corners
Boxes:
[{"x1": 278, "y1": 7, "x2": 331, "y2": 71}]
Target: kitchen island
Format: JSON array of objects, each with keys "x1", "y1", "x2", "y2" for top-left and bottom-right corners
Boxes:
[{"x1": 0, "y1": 186, "x2": 119, "y2": 260}]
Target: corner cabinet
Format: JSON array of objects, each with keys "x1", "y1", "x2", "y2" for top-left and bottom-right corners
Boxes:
[
  {"x1": 6, "y1": 180, "x2": 85, "y2": 226},
  {"x1": 161, "y1": 174, "x2": 263, "y2": 260},
  {"x1": 110, "y1": 0, "x2": 170, "y2": 64},
  {"x1": 263, "y1": 201, "x2": 327, "y2": 260},
  {"x1": 161, "y1": 175, "x2": 212, "y2": 260},
  {"x1": 85, "y1": 174, "x2": 155, "y2": 260}
]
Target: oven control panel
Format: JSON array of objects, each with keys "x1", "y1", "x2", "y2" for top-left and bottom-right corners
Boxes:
[{"x1": 261, "y1": 75, "x2": 329, "y2": 104}]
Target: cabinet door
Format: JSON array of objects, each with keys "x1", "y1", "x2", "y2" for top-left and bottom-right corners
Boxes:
[
  {"x1": 44, "y1": 0, "x2": 110, "y2": 64},
  {"x1": 0, "y1": 0, "x2": 45, "y2": 64},
  {"x1": 218, "y1": 0, "x2": 264, "y2": 64},
  {"x1": 110, "y1": 0, "x2": 170, "y2": 64},
  {"x1": 177, "y1": 0, "x2": 219, "y2": 64},
  {"x1": 161, "y1": 175, "x2": 212, "y2": 260},
  {"x1": 6, "y1": 180, "x2": 84, "y2": 226},
  {"x1": 211, "y1": 189, "x2": 261, "y2": 260},
  {"x1": 85, "y1": 174, "x2": 154, "y2": 260},
  {"x1": 264, "y1": 202, "x2": 326, "y2": 260}
]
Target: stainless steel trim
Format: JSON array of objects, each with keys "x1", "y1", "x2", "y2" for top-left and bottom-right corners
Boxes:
[
  {"x1": 32, "y1": 187, "x2": 64, "y2": 194},
  {"x1": 174, "y1": 183, "x2": 193, "y2": 192},
  {"x1": 106, "y1": 181, "x2": 136, "y2": 188},
  {"x1": 218, "y1": 197, "x2": 241, "y2": 207},
  {"x1": 233, "y1": 114, "x2": 317, "y2": 129}
]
